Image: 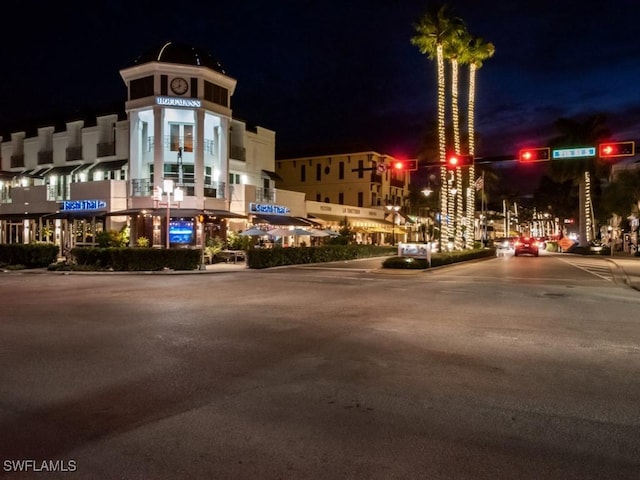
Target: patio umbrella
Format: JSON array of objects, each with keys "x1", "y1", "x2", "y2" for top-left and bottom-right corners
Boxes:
[
  {"x1": 291, "y1": 228, "x2": 314, "y2": 236},
  {"x1": 239, "y1": 227, "x2": 268, "y2": 236},
  {"x1": 267, "y1": 228, "x2": 292, "y2": 237},
  {"x1": 308, "y1": 228, "x2": 336, "y2": 237}
]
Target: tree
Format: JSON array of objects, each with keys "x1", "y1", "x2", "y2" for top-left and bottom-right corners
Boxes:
[
  {"x1": 461, "y1": 36, "x2": 494, "y2": 240},
  {"x1": 601, "y1": 169, "x2": 640, "y2": 230},
  {"x1": 547, "y1": 114, "x2": 611, "y2": 244},
  {"x1": 411, "y1": 4, "x2": 462, "y2": 245}
]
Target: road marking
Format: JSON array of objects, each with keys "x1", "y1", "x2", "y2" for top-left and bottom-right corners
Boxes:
[{"x1": 558, "y1": 257, "x2": 613, "y2": 281}]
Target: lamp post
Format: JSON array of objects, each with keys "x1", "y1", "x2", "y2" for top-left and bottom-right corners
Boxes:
[
  {"x1": 422, "y1": 185, "x2": 441, "y2": 253},
  {"x1": 386, "y1": 204, "x2": 401, "y2": 246},
  {"x1": 155, "y1": 179, "x2": 183, "y2": 249}
]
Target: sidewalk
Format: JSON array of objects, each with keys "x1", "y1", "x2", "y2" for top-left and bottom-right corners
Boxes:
[{"x1": 605, "y1": 254, "x2": 640, "y2": 291}]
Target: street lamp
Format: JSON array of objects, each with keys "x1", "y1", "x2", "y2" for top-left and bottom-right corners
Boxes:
[
  {"x1": 386, "y1": 204, "x2": 401, "y2": 246},
  {"x1": 155, "y1": 179, "x2": 183, "y2": 249},
  {"x1": 422, "y1": 186, "x2": 441, "y2": 253}
]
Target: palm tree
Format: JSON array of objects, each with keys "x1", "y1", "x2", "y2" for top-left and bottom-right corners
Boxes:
[
  {"x1": 548, "y1": 114, "x2": 611, "y2": 244},
  {"x1": 462, "y1": 36, "x2": 494, "y2": 246},
  {"x1": 411, "y1": 4, "x2": 463, "y2": 246},
  {"x1": 444, "y1": 27, "x2": 471, "y2": 249}
]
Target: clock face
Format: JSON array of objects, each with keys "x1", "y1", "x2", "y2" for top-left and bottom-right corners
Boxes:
[{"x1": 170, "y1": 77, "x2": 188, "y2": 95}]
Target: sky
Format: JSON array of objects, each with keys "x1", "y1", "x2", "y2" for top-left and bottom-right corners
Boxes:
[{"x1": 1, "y1": 0, "x2": 639, "y2": 167}]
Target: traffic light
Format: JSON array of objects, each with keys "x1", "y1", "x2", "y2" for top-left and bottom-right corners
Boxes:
[
  {"x1": 392, "y1": 159, "x2": 419, "y2": 171},
  {"x1": 598, "y1": 141, "x2": 635, "y2": 158},
  {"x1": 446, "y1": 154, "x2": 474, "y2": 170},
  {"x1": 518, "y1": 147, "x2": 550, "y2": 163}
]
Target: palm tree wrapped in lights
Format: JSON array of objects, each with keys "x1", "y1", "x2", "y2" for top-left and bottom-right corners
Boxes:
[
  {"x1": 462, "y1": 36, "x2": 494, "y2": 247},
  {"x1": 411, "y1": 5, "x2": 464, "y2": 246}
]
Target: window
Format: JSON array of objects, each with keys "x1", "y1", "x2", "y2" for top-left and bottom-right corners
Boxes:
[
  {"x1": 316, "y1": 163, "x2": 322, "y2": 181},
  {"x1": 338, "y1": 193, "x2": 344, "y2": 204},
  {"x1": 169, "y1": 124, "x2": 194, "y2": 152},
  {"x1": 204, "y1": 81, "x2": 229, "y2": 107},
  {"x1": 301, "y1": 165, "x2": 306, "y2": 182},
  {"x1": 229, "y1": 173, "x2": 241, "y2": 185},
  {"x1": 316, "y1": 193, "x2": 321, "y2": 202},
  {"x1": 130, "y1": 76, "x2": 154, "y2": 100},
  {"x1": 358, "y1": 192, "x2": 363, "y2": 207},
  {"x1": 339, "y1": 162, "x2": 344, "y2": 180},
  {"x1": 358, "y1": 160, "x2": 364, "y2": 178}
]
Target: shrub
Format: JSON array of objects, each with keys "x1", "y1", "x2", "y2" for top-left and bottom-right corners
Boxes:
[
  {"x1": 135, "y1": 236, "x2": 150, "y2": 247},
  {"x1": 0, "y1": 243, "x2": 58, "y2": 268},
  {"x1": 382, "y1": 256, "x2": 429, "y2": 269}
]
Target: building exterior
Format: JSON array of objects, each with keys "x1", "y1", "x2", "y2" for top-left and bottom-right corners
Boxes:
[
  {"x1": 275, "y1": 151, "x2": 414, "y2": 244},
  {"x1": 0, "y1": 42, "x2": 422, "y2": 253},
  {"x1": 0, "y1": 42, "x2": 309, "y2": 252}
]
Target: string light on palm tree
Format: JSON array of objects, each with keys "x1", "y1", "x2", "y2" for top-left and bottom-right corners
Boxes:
[
  {"x1": 463, "y1": 36, "x2": 494, "y2": 247},
  {"x1": 411, "y1": 5, "x2": 463, "y2": 247}
]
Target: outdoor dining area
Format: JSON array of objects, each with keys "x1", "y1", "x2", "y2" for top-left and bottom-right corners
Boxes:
[{"x1": 239, "y1": 226, "x2": 339, "y2": 248}]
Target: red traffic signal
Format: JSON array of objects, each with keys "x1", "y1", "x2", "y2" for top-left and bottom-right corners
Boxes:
[
  {"x1": 598, "y1": 141, "x2": 635, "y2": 158},
  {"x1": 446, "y1": 154, "x2": 474, "y2": 169},
  {"x1": 392, "y1": 159, "x2": 418, "y2": 171},
  {"x1": 519, "y1": 147, "x2": 550, "y2": 163}
]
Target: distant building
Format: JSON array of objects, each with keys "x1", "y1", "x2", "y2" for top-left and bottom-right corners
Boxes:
[{"x1": 275, "y1": 151, "x2": 414, "y2": 243}]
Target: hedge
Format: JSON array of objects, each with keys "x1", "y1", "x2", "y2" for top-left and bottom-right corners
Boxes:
[
  {"x1": 0, "y1": 243, "x2": 59, "y2": 268},
  {"x1": 246, "y1": 245, "x2": 396, "y2": 269}
]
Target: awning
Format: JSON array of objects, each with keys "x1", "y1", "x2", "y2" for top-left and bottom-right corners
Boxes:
[
  {"x1": 253, "y1": 214, "x2": 314, "y2": 226},
  {"x1": 0, "y1": 212, "x2": 53, "y2": 220},
  {"x1": 261, "y1": 169, "x2": 283, "y2": 181},
  {"x1": 203, "y1": 209, "x2": 246, "y2": 218},
  {"x1": 26, "y1": 167, "x2": 52, "y2": 178},
  {"x1": 45, "y1": 165, "x2": 81, "y2": 177},
  {"x1": 85, "y1": 159, "x2": 128, "y2": 173},
  {"x1": 310, "y1": 212, "x2": 393, "y2": 227},
  {"x1": 104, "y1": 208, "x2": 152, "y2": 216},
  {"x1": 0, "y1": 170, "x2": 18, "y2": 180},
  {"x1": 104, "y1": 208, "x2": 246, "y2": 219},
  {"x1": 42, "y1": 210, "x2": 107, "y2": 220}
]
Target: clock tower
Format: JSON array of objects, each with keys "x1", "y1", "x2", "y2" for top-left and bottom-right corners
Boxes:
[{"x1": 120, "y1": 41, "x2": 237, "y2": 213}]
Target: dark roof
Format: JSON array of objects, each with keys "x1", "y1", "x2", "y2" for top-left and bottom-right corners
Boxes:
[{"x1": 133, "y1": 41, "x2": 225, "y2": 74}]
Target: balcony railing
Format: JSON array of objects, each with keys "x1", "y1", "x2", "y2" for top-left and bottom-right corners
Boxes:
[
  {"x1": 205, "y1": 181, "x2": 225, "y2": 199},
  {"x1": 130, "y1": 178, "x2": 226, "y2": 199},
  {"x1": 390, "y1": 177, "x2": 406, "y2": 188},
  {"x1": 131, "y1": 178, "x2": 153, "y2": 197},
  {"x1": 66, "y1": 145, "x2": 83, "y2": 161},
  {"x1": 370, "y1": 172, "x2": 383, "y2": 183},
  {"x1": 10, "y1": 154, "x2": 24, "y2": 168},
  {"x1": 230, "y1": 145, "x2": 246, "y2": 161},
  {"x1": 256, "y1": 187, "x2": 275, "y2": 203},
  {"x1": 37, "y1": 150, "x2": 53, "y2": 165},
  {"x1": 97, "y1": 142, "x2": 116, "y2": 157},
  {"x1": 46, "y1": 184, "x2": 70, "y2": 201}
]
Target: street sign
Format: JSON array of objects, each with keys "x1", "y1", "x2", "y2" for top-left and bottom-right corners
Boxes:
[
  {"x1": 552, "y1": 147, "x2": 596, "y2": 159},
  {"x1": 376, "y1": 163, "x2": 387, "y2": 174}
]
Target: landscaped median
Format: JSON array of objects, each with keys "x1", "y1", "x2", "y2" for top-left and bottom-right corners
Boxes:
[
  {"x1": 246, "y1": 245, "x2": 396, "y2": 269},
  {"x1": 382, "y1": 247, "x2": 496, "y2": 270}
]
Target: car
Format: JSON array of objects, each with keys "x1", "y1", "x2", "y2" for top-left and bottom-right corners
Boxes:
[
  {"x1": 514, "y1": 236, "x2": 539, "y2": 256},
  {"x1": 494, "y1": 237, "x2": 515, "y2": 256}
]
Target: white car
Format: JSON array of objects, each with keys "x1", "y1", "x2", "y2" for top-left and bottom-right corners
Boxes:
[{"x1": 494, "y1": 237, "x2": 515, "y2": 256}]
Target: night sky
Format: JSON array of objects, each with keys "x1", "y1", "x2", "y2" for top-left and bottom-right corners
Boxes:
[{"x1": 1, "y1": 1, "x2": 639, "y2": 164}]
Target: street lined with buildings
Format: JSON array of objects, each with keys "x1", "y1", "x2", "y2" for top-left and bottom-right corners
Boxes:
[{"x1": 1, "y1": 255, "x2": 639, "y2": 479}]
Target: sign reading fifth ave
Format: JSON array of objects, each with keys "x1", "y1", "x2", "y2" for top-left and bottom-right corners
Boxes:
[
  {"x1": 552, "y1": 147, "x2": 596, "y2": 159},
  {"x1": 156, "y1": 96, "x2": 202, "y2": 108},
  {"x1": 61, "y1": 200, "x2": 107, "y2": 211},
  {"x1": 249, "y1": 203, "x2": 290, "y2": 215}
]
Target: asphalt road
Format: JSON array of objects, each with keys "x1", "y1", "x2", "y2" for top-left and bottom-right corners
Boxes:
[{"x1": 1, "y1": 254, "x2": 639, "y2": 479}]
